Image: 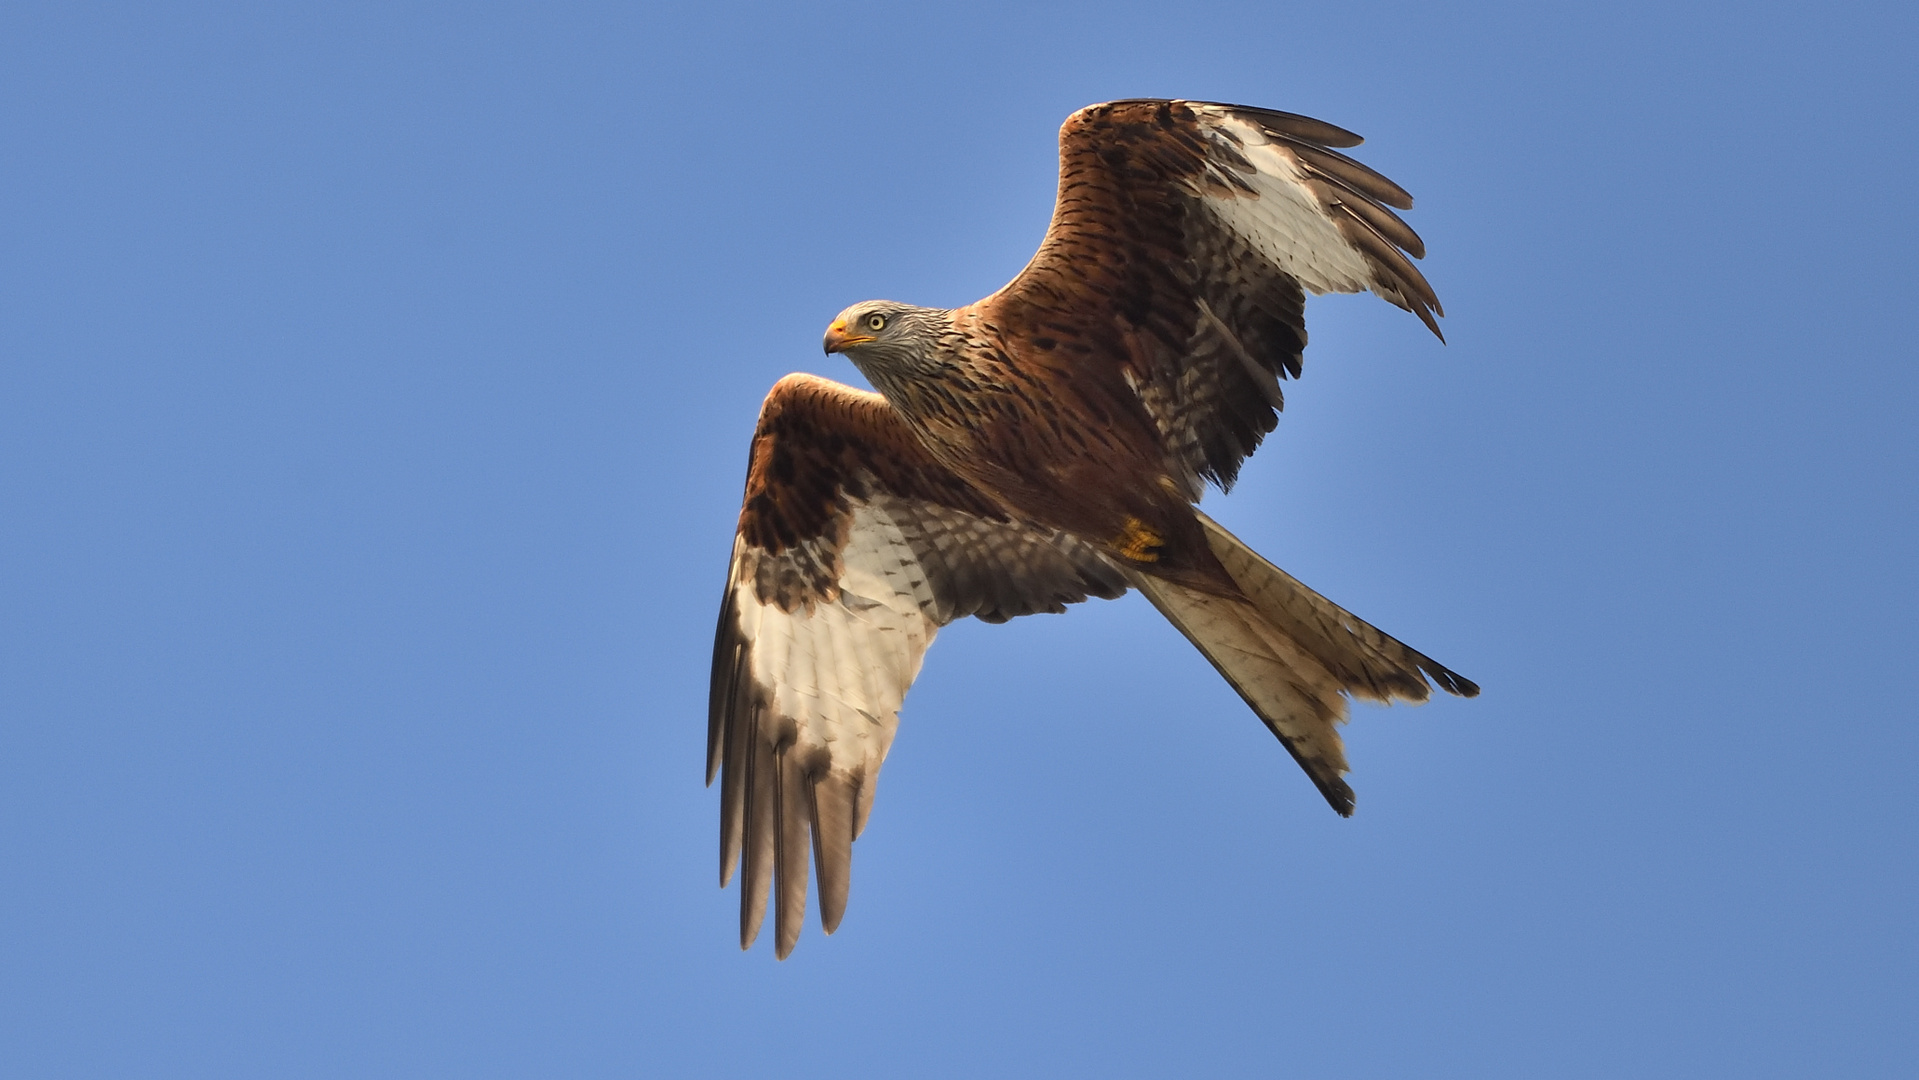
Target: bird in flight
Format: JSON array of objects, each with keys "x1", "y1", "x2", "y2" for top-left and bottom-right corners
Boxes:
[{"x1": 709, "y1": 99, "x2": 1478, "y2": 958}]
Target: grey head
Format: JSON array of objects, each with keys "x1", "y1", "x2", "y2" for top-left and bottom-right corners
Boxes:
[{"x1": 820, "y1": 301, "x2": 950, "y2": 384}]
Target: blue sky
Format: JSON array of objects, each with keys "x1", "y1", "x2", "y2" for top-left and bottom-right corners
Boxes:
[{"x1": 2, "y1": 1, "x2": 1915, "y2": 1076}]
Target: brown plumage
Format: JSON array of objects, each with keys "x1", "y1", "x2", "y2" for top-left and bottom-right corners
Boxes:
[{"x1": 710, "y1": 100, "x2": 1477, "y2": 958}]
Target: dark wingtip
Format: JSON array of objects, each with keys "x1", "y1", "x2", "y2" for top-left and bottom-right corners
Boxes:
[
  {"x1": 1323, "y1": 777, "x2": 1357, "y2": 817},
  {"x1": 1415, "y1": 304, "x2": 1446, "y2": 343},
  {"x1": 1225, "y1": 103, "x2": 1366, "y2": 148},
  {"x1": 1418, "y1": 659, "x2": 1479, "y2": 698}
]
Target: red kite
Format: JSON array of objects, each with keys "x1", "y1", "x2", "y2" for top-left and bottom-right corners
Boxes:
[{"x1": 710, "y1": 100, "x2": 1477, "y2": 957}]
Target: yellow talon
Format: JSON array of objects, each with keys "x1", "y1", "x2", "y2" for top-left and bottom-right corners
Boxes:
[{"x1": 1114, "y1": 517, "x2": 1164, "y2": 563}]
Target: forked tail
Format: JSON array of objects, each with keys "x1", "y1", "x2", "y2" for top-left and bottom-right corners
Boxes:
[{"x1": 1128, "y1": 511, "x2": 1478, "y2": 815}]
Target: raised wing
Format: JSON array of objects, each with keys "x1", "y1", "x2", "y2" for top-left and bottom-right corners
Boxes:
[
  {"x1": 974, "y1": 98, "x2": 1440, "y2": 500},
  {"x1": 710, "y1": 373, "x2": 1127, "y2": 958}
]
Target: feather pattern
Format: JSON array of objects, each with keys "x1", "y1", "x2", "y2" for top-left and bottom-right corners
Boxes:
[
  {"x1": 975, "y1": 99, "x2": 1442, "y2": 499},
  {"x1": 712, "y1": 374, "x2": 1126, "y2": 957},
  {"x1": 1127, "y1": 513, "x2": 1478, "y2": 816}
]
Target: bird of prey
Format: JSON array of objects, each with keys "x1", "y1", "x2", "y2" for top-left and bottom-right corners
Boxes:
[{"x1": 710, "y1": 99, "x2": 1478, "y2": 958}]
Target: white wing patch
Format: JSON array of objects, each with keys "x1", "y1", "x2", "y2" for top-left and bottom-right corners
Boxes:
[
  {"x1": 731, "y1": 498, "x2": 939, "y2": 808},
  {"x1": 1189, "y1": 110, "x2": 1379, "y2": 298},
  {"x1": 716, "y1": 466, "x2": 1128, "y2": 957}
]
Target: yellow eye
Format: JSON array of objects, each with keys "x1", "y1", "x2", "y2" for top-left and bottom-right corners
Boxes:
[{"x1": 865, "y1": 314, "x2": 887, "y2": 332}]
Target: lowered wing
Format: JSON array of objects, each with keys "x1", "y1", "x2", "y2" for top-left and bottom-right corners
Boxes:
[{"x1": 711, "y1": 373, "x2": 1126, "y2": 958}]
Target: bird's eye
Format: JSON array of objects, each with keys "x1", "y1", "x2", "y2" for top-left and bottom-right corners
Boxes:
[{"x1": 865, "y1": 314, "x2": 887, "y2": 332}]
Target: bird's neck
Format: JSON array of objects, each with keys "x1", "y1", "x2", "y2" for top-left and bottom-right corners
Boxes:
[
  {"x1": 847, "y1": 311, "x2": 965, "y2": 417},
  {"x1": 850, "y1": 337, "x2": 985, "y2": 461}
]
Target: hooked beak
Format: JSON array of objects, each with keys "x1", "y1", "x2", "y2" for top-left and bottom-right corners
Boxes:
[{"x1": 822, "y1": 319, "x2": 875, "y2": 354}]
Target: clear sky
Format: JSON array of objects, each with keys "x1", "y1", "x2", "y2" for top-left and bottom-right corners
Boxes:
[{"x1": 3, "y1": 2, "x2": 1915, "y2": 1076}]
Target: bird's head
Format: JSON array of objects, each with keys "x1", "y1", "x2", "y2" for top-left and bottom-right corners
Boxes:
[
  {"x1": 823, "y1": 301, "x2": 908, "y2": 353},
  {"x1": 821, "y1": 301, "x2": 947, "y2": 376}
]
